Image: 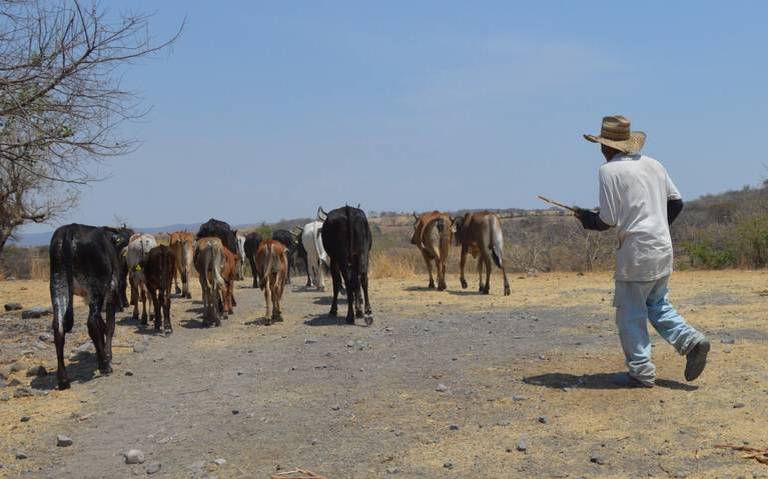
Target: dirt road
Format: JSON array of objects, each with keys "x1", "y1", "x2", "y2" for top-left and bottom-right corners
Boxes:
[{"x1": 1, "y1": 271, "x2": 767, "y2": 478}]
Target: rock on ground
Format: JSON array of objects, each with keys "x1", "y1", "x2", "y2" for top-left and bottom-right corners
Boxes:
[
  {"x1": 56, "y1": 435, "x2": 73, "y2": 447},
  {"x1": 123, "y1": 449, "x2": 145, "y2": 464}
]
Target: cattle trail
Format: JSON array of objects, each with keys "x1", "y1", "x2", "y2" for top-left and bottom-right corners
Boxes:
[{"x1": 1, "y1": 272, "x2": 766, "y2": 478}]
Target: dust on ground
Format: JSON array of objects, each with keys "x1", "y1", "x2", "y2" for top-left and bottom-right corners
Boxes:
[{"x1": 0, "y1": 270, "x2": 766, "y2": 478}]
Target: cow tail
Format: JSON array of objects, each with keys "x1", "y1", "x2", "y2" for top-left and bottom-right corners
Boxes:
[
  {"x1": 49, "y1": 236, "x2": 73, "y2": 335},
  {"x1": 345, "y1": 205, "x2": 360, "y2": 295},
  {"x1": 263, "y1": 242, "x2": 275, "y2": 291},
  {"x1": 490, "y1": 217, "x2": 504, "y2": 269},
  {"x1": 212, "y1": 247, "x2": 226, "y2": 291}
]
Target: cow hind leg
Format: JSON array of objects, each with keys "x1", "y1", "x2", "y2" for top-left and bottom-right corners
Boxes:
[
  {"x1": 264, "y1": 274, "x2": 273, "y2": 325},
  {"x1": 140, "y1": 286, "x2": 149, "y2": 323},
  {"x1": 421, "y1": 250, "x2": 435, "y2": 289},
  {"x1": 482, "y1": 255, "x2": 492, "y2": 295},
  {"x1": 173, "y1": 266, "x2": 181, "y2": 295},
  {"x1": 329, "y1": 261, "x2": 341, "y2": 318},
  {"x1": 130, "y1": 278, "x2": 139, "y2": 320},
  {"x1": 162, "y1": 288, "x2": 172, "y2": 333},
  {"x1": 150, "y1": 288, "x2": 161, "y2": 331},
  {"x1": 340, "y1": 264, "x2": 356, "y2": 324},
  {"x1": 52, "y1": 321, "x2": 70, "y2": 390},
  {"x1": 87, "y1": 298, "x2": 112, "y2": 375},
  {"x1": 437, "y1": 259, "x2": 447, "y2": 291},
  {"x1": 105, "y1": 292, "x2": 117, "y2": 362},
  {"x1": 271, "y1": 277, "x2": 283, "y2": 323},
  {"x1": 459, "y1": 246, "x2": 468, "y2": 289},
  {"x1": 361, "y1": 270, "x2": 373, "y2": 325},
  {"x1": 477, "y1": 257, "x2": 485, "y2": 292}
]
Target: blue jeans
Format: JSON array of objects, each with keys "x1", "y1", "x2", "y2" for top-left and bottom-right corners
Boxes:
[{"x1": 614, "y1": 275, "x2": 705, "y2": 385}]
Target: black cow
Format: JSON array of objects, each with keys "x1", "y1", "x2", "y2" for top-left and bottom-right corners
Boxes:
[
  {"x1": 271, "y1": 229, "x2": 296, "y2": 285},
  {"x1": 49, "y1": 224, "x2": 129, "y2": 389},
  {"x1": 196, "y1": 218, "x2": 238, "y2": 255},
  {"x1": 243, "y1": 232, "x2": 263, "y2": 288},
  {"x1": 103, "y1": 226, "x2": 134, "y2": 310},
  {"x1": 321, "y1": 206, "x2": 373, "y2": 325}
]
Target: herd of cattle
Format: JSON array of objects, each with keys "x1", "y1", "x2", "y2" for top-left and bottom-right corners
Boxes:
[{"x1": 46, "y1": 207, "x2": 512, "y2": 390}]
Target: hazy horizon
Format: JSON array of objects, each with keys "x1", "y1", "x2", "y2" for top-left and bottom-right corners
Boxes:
[{"x1": 18, "y1": 1, "x2": 768, "y2": 235}]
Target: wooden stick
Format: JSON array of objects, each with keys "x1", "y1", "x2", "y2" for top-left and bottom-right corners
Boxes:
[{"x1": 537, "y1": 195, "x2": 577, "y2": 213}]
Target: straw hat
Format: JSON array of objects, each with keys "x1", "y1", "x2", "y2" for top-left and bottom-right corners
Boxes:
[{"x1": 583, "y1": 115, "x2": 646, "y2": 154}]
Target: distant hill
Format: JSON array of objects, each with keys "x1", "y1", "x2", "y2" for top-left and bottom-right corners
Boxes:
[{"x1": 10, "y1": 221, "x2": 266, "y2": 247}]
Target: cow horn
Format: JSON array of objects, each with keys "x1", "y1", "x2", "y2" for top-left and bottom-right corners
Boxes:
[
  {"x1": 413, "y1": 211, "x2": 419, "y2": 220},
  {"x1": 317, "y1": 206, "x2": 328, "y2": 220}
]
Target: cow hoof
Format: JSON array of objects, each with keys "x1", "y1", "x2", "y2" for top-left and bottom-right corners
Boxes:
[
  {"x1": 99, "y1": 365, "x2": 113, "y2": 375},
  {"x1": 504, "y1": 287, "x2": 511, "y2": 296},
  {"x1": 185, "y1": 293, "x2": 192, "y2": 299},
  {"x1": 175, "y1": 287, "x2": 181, "y2": 295},
  {"x1": 345, "y1": 317, "x2": 355, "y2": 325},
  {"x1": 460, "y1": 279, "x2": 468, "y2": 289},
  {"x1": 428, "y1": 281, "x2": 435, "y2": 289},
  {"x1": 132, "y1": 312, "x2": 138, "y2": 320},
  {"x1": 318, "y1": 286, "x2": 325, "y2": 292},
  {"x1": 355, "y1": 310, "x2": 364, "y2": 319},
  {"x1": 328, "y1": 308, "x2": 337, "y2": 318},
  {"x1": 438, "y1": 283, "x2": 447, "y2": 291},
  {"x1": 58, "y1": 379, "x2": 71, "y2": 390},
  {"x1": 482, "y1": 288, "x2": 490, "y2": 295},
  {"x1": 364, "y1": 315, "x2": 374, "y2": 326}
]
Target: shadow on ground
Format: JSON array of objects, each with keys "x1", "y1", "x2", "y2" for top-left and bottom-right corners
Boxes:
[
  {"x1": 524, "y1": 372, "x2": 698, "y2": 391},
  {"x1": 30, "y1": 351, "x2": 105, "y2": 390},
  {"x1": 303, "y1": 315, "x2": 366, "y2": 327}
]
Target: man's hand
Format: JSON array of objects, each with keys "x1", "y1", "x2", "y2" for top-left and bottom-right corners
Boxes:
[{"x1": 574, "y1": 208, "x2": 611, "y2": 231}]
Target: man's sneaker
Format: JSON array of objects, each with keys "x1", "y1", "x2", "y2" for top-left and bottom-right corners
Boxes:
[{"x1": 685, "y1": 339, "x2": 710, "y2": 381}]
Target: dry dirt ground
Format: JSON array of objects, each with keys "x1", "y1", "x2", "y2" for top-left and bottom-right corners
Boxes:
[{"x1": 0, "y1": 270, "x2": 767, "y2": 478}]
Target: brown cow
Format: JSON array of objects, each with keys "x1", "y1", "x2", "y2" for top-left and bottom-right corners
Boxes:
[
  {"x1": 193, "y1": 237, "x2": 226, "y2": 327},
  {"x1": 453, "y1": 212, "x2": 511, "y2": 296},
  {"x1": 411, "y1": 211, "x2": 452, "y2": 290},
  {"x1": 255, "y1": 239, "x2": 288, "y2": 324},
  {"x1": 219, "y1": 246, "x2": 238, "y2": 315},
  {"x1": 169, "y1": 231, "x2": 194, "y2": 299},
  {"x1": 144, "y1": 245, "x2": 176, "y2": 335}
]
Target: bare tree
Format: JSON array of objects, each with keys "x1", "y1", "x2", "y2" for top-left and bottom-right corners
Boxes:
[{"x1": 0, "y1": 0, "x2": 182, "y2": 253}]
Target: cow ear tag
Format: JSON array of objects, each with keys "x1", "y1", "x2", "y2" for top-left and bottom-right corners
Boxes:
[{"x1": 135, "y1": 264, "x2": 142, "y2": 272}]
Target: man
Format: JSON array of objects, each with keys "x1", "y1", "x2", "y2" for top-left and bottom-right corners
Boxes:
[{"x1": 576, "y1": 115, "x2": 709, "y2": 388}]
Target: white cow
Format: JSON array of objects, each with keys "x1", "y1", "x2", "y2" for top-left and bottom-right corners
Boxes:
[
  {"x1": 301, "y1": 221, "x2": 329, "y2": 291},
  {"x1": 125, "y1": 233, "x2": 157, "y2": 323},
  {"x1": 236, "y1": 233, "x2": 246, "y2": 281}
]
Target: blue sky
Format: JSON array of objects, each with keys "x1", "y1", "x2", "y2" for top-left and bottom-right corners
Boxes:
[{"x1": 22, "y1": 1, "x2": 768, "y2": 233}]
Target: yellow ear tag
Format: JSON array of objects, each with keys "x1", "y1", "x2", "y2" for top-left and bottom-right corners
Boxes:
[{"x1": 134, "y1": 264, "x2": 142, "y2": 272}]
